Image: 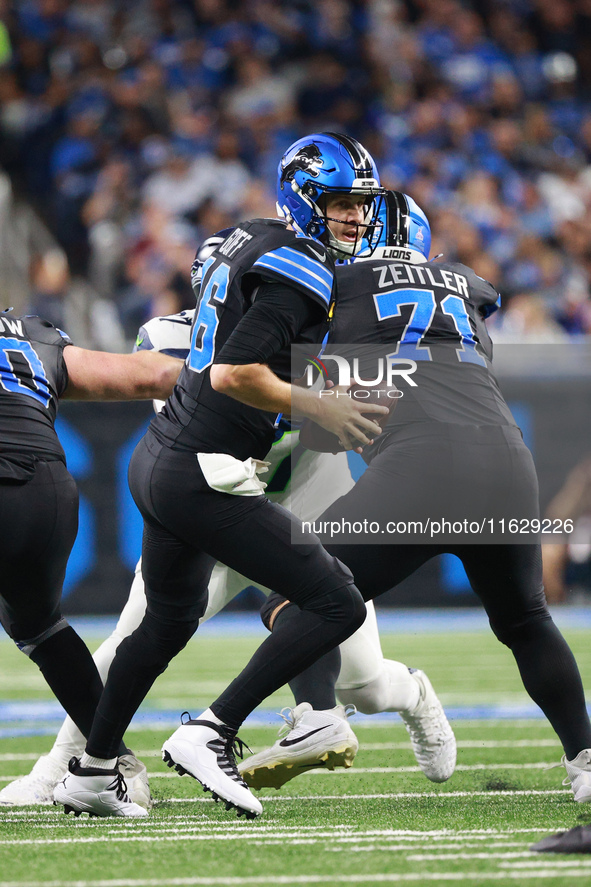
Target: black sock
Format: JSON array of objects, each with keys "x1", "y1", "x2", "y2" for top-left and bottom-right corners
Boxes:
[
  {"x1": 510, "y1": 617, "x2": 591, "y2": 760},
  {"x1": 29, "y1": 626, "x2": 104, "y2": 741},
  {"x1": 273, "y1": 603, "x2": 341, "y2": 710}
]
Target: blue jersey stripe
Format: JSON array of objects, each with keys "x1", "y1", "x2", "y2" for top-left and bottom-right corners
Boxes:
[
  {"x1": 254, "y1": 256, "x2": 332, "y2": 305},
  {"x1": 276, "y1": 246, "x2": 334, "y2": 286},
  {"x1": 255, "y1": 245, "x2": 333, "y2": 283},
  {"x1": 255, "y1": 246, "x2": 333, "y2": 285},
  {"x1": 256, "y1": 250, "x2": 333, "y2": 289},
  {"x1": 253, "y1": 250, "x2": 333, "y2": 305}
]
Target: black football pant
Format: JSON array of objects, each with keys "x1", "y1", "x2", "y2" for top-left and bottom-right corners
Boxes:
[
  {"x1": 272, "y1": 425, "x2": 591, "y2": 760},
  {"x1": 85, "y1": 434, "x2": 366, "y2": 758},
  {"x1": 320, "y1": 540, "x2": 591, "y2": 760},
  {"x1": 0, "y1": 459, "x2": 105, "y2": 741}
]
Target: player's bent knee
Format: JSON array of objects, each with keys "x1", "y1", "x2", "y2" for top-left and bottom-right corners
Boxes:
[
  {"x1": 489, "y1": 605, "x2": 553, "y2": 648},
  {"x1": 260, "y1": 592, "x2": 290, "y2": 631},
  {"x1": 13, "y1": 617, "x2": 70, "y2": 658},
  {"x1": 135, "y1": 611, "x2": 200, "y2": 663},
  {"x1": 318, "y1": 585, "x2": 367, "y2": 641},
  {"x1": 265, "y1": 585, "x2": 365, "y2": 640},
  {"x1": 312, "y1": 583, "x2": 366, "y2": 628}
]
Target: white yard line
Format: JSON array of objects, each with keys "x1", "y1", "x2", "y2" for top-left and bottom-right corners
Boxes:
[
  {"x1": 0, "y1": 761, "x2": 562, "y2": 783},
  {"x1": 0, "y1": 819, "x2": 571, "y2": 846},
  {"x1": 0, "y1": 871, "x2": 589, "y2": 886},
  {"x1": 0, "y1": 739, "x2": 562, "y2": 764},
  {"x1": 0, "y1": 788, "x2": 570, "y2": 812},
  {"x1": 358, "y1": 740, "x2": 562, "y2": 750},
  {"x1": 0, "y1": 819, "x2": 568, "y2": 838},
  {"x1": 0, "y1": 831, "x2": 381, "y2": 846},
  {"x1": 0, "y1": 754, "x2": 46, "y2": 761},
  {"x1": 501, "y1": 860, "x2": 591, "y2": 868},
  {"x1": 150, "y1": 761, "x2": 555, "y2": 779},
  {"x1": 163, "y1": 789, "x2": 569, "y2": 802},
  {"x1": 407, "y1": 852, "x2": 533, "y2": 861},
  {"x1": 0, "y1": 836, "x2": 537, "y2": 849},
  {"x1": 0, "y1": 823, "x2": 567, "y2": 845}
]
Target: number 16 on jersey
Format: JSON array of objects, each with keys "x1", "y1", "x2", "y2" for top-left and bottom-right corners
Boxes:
[{"x1": 188, "y1": 259, "x2": 231, "y2": 373}]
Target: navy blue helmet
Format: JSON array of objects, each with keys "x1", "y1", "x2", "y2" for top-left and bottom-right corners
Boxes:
[{"x1": 190, "y1": 227, "x2": 235, "y2": 298}]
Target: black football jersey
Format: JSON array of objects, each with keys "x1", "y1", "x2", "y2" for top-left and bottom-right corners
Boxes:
[
  {"x1": 150, "y1": 219, "x2": 335, "y2": 460},
  {"x1": 0, "y1": 314, "x2": 71, "y2": 460},
  {"x1": 330, "y1": 258, "x2": 516, "y2": 433}
]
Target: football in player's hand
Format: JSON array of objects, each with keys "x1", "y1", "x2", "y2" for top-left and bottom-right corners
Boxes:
[{"x1": 299, "y1": 382, "x2": 401, "y2": 453}]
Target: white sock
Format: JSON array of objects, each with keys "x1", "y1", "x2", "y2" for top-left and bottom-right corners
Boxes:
[
  {"x1": 198, "y1": 708, "x2": 226, "y2": 727},
  {"x1": 397, "y1": 664, "x2": 422, "y2": 713},
  {"x1": 338, "y1": 660, "x2": 421, "y2": 714},
  {"x1": 80, "y1": 752, "x2": 117, "y2": 770}
]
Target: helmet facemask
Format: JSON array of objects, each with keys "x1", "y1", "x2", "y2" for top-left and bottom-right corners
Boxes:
[
  {"x1": 318, "y1": 191, "x2": 386, "y2": 260},
  {"x1": 277, "y1": 182, "x2": 385, "y2": 260},
  {"x1": 276, "y1": 132, "x2": 384, "y2": 257}
]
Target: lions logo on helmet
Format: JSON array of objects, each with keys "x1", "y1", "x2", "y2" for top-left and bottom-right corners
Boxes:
[
  {"x1": 276, "y1": 132, "x2": 383, "y2": 259},
  {"x1": 279, "y1": 144, "x2": 324, "y2": 189}
]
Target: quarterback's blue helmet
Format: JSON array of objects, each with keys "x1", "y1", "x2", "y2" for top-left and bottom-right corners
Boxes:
[
  {"x1": 371, "y1": 190, "x2": 431, "y2": 263},
  {"x1": 277, "y1": 132, "x2": 383, "y2": 256}
]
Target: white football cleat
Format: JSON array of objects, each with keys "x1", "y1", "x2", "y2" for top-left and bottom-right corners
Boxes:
[
  {"x1": 562, "y1": 748, "x2": 591, "y2": 802},
  {"x1": 0, "y1": 755, "x2": 66, "y2": 806},
  {"x1": 117, "y1": 752, "x2": 153, "y2": 810},
  {"x1": 238, "y1": 702, "x2": 359, "y2": 790},
  {"x1": 53, "y1": 757, "x2": 148, "y2": 817},
  {"x1": 399, "y1": 669, "x2": 456, "y2": 783},
  {"x1": 162, "y1": 716, "x2": 262, "y2": 819}
]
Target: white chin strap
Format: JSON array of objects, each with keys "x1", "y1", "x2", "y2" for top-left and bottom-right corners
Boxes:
[{"x1": 325, "y1": 227, "x2": 363, "y2": 258}]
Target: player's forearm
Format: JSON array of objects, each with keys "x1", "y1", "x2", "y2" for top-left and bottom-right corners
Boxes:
[
  {"x1": 62, "y1": 348, "x2": 183, "y2": 401},
  {"x1": 210, "y1": 362, "x2": 322, "y2": 418},
  {"x1": 115, "y1": 351, "x2": 183, "y2": 401}
]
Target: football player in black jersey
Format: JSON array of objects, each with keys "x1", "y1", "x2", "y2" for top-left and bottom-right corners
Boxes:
[
  {"x1": 0, "y1": 313, "x2": 181, "y2": 813},
  {"x1": 54, "y1": 133, "x2": 390, "y2": 819},
  {"x1": 243, "y1": 191, "x2": 591, "y2": 804}
]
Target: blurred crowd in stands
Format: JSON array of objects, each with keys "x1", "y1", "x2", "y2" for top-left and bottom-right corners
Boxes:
[{"x1": 2, "y1": 0, "x2": 591, "y2": 347}]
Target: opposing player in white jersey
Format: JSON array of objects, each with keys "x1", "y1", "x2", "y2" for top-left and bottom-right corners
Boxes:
[{"x1": 0, "y1": 233, "x2": 455, "y2": 807}]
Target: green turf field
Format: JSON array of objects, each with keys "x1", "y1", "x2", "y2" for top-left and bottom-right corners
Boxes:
[{"x1": 1, "y1": 618, "x2": 591, "y2": 886}]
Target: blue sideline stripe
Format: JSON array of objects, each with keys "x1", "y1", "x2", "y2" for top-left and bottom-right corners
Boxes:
[
  {"x1": 2, "y1": 701, "x2": 591, "y2": 738},
  {"x1": 3, "y1": 607, "x2": 591, "y2": 642},
  {"x1": 9, "y1": 606, "x2": 584, "y2": 641},
  {"x1": 2, "y1": 608, "x2": 591, "y2": 644}
]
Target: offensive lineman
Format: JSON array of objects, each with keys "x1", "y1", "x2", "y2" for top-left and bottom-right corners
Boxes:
[
  {"x1": 53, "y1": 132, "x2": 390, "y2": 819},
  {"x1": 238, "y1": 190, "x2": 591, "y2": 805},
  {"x1": 0, "y1": 312, "x2": 181, "y2": 807}
]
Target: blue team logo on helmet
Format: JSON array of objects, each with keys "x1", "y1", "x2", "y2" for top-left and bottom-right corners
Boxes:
[
  {"x1": 276, "y1": 132, "x2": 383, "y2": 255},
  {"x1": 279, "y1": 144, "x2": 325, "y2": 188},
  {"x1": 368, "y1": 190, "x2": 431, "y2": 263}
]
